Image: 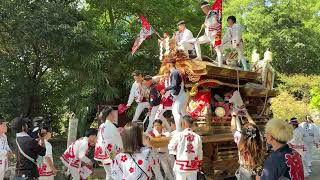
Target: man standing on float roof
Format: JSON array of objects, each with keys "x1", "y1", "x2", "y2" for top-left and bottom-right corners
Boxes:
[
  {"x1": 221, "y1": 16, "x2": 249, "y2": 71},
  {"x1": 192, "y1": 1, "x2": 223, "y2": 66},
  {"x1": 161, "y1": 61, "x2": 188, "y2": 132}
]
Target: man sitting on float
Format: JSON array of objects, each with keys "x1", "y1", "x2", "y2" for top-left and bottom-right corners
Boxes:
[{"x1": 174, "y1": 20, "x2": 195, "y2": 58}]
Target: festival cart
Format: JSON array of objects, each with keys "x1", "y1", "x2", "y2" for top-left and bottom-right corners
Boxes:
[{"x1": 149, "y1": 49, "x2": 277, "y2": 179}]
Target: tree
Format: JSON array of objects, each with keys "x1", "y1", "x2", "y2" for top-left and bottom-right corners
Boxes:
[{"x1": 271, "y1": 91, "x2": 309, "y2": 121}]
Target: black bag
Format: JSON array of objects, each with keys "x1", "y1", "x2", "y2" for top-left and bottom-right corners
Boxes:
[{"x1": 197, "y1": 171, "x2": 207, "y2": 180}]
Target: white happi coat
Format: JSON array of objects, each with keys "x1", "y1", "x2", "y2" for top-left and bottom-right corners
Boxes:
[
  {"x1": 300, "y1": 122, "x2": 320, "y2": 167},
  {"x1": 128, "y1": 81, "x2": 150, "y2": 122},
  {"x1": 168, "y1": 128, "x2": 203, "y2": 173},
  {"x1": 204, "y1": 10, "x2": 219, "y2": 42},
  {"x1": 0, "y1": 134, "x2": 11, "y2": 180},
  {"x1": 111, "y1": 147, "x2": 163, "y2": 180},
  {"x1": 288, "y1": 127, "x2": 304, "y2": 155},
  {"x1": 127, "y1": 81, "x2": 143, "y2": 106},
  {"x1": 300, "y1": 122, "x2": 320, "y2": 145},
  {"x1": 94, "y1": 120, "x2": 123, "y2": 164},
  {"x1": 38, "y1": 140, "x2": 55, "y2": 179},
  {"x1": 222, "y1": 24, "x2": 243, "y2": 48},
  {"x1": 60, "y1": 137, "x2": 91, "y2": 169},
  {"x1": 176, "y1": 28, "x2": 194, "y2": 54}
]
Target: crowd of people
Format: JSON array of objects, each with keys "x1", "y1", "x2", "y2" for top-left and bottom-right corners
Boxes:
[
  {"x1": 0, "y1": 58, "x2": 319, "y2": 180},
  {"x1": 0, "y1": 1, "x2": 319, "y2": 180}
]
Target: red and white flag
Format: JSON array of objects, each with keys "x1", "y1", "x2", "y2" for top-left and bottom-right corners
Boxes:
[
  {"x1": 131, "y1": 16, "x2": 153, "y2": 55},
  {"x1": 212, "y1": 0, "x2": 223, "y2": 47}
]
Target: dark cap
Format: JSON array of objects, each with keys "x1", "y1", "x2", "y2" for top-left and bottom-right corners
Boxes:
[
  {"x1": 132, "y1": 70, "x2": 142, "y2": 76},
  {"x1": 11, "y1": 117, "x2": 30, "y2": 133},
  {"x1": 177, "y1": 20, "x2": 186, "y2": 26},
  {"x1": 201, "y1": 1, "x2": 210, "y2": 8},
  {"x1": 99, "y1": 106, "x2": 113, "y2": 120},
  {"x1": 0, "y1": 118, "x2": 6, "y2": 124},
  {"x1": 144, "y1": 75, "x2": 153, "y2": 81}
]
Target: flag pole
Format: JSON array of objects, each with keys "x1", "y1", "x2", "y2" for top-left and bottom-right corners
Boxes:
[{"x1": 153, "y1": 28, "x2": 162, "y2": 38}]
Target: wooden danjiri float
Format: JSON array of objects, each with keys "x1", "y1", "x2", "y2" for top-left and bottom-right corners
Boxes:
[{"x1": 149, "y1": 39, "x2": 277, "y2": 179}]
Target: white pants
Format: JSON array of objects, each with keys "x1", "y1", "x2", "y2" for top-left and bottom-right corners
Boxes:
[
  {"x1": 220, "y1": 41, "x2": 248, "y2": 71},
  {"x1": 159, "y1": 153, "x2": 174, "y2": 180},
  {"x1": 193, "y1": 34, "x2": 223, "y2": 67},
  {"x1": 69, "y1": 166, "x2": 80, "y2": 180},
  {"x1": 132, "y1": 102, "x2": 150, "y2": 122},
  {"x1": 178, "y1": 42, "x2": 194, "y2": 57},
  {"x1": 0, "y1": 158, "x2": 7, "y2": 180},
  {"x1": 154, "y1": 104, "x2": 172, "y2": 131},
  {"x1": 39, "y1": 176, "x2": 55, "y2": 180},
  {"x1": 172, "y1": 91, "x2": 189, "y2": 132},
  {"x1": 175, "y1": 171, "x2": 197, "y2": 180},
  {"x1": 153, "y1": 163, "x2": 164, "y2": 180},
  {"x1": 103, "y1": 164, "x2": 112, "y2": 180},
  {"x1": 0, "y1": 160, "x2": 5, "y2": 180},
  {"x1": 304, "y1": 143, "x2": 313, "y2": 167},
  {"x1": 146, "y1": 105, "x2": 160, "y2": 132}
]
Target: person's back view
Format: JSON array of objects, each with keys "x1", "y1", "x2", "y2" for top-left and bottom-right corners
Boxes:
[
  {"x1": 168, "y1": 115, "x2": 202, "y2": 180},
  {"x1": 11, "y1": 117, "x2": 46, "y2": 179}
]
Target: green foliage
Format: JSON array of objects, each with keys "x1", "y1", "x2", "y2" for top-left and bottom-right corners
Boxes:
[
  {"x1": 1, "y1": 0, "x2": 320, "y2": 134},
  {"x1": 271, "y1": 91, "x2": 309, "y2": 121},
  {"x1": 310, "y1": 86, "x2": 320, "y2": 111}
]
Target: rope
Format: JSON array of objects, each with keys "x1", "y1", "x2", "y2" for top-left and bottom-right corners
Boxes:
[
  {"x1": 236, "y1": 70, "x2": 240, "y2": 92},
  {"x1": 196, "y1": 25, "x2": 204, "y2": 39},
  {"x1": 259, "y1": 90, "x2": 269, "y2": 116}
]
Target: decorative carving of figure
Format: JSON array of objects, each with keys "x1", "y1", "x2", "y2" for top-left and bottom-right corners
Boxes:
[
  {"x1": 252, "y1": 49, "x2": 275, "y2": 90},
  {"x1": 159, "y1": 32, "x2": 170, "y2": 61}
]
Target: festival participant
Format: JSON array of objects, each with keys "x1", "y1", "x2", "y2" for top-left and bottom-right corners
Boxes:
[
  {"x1": 0, "y1": 118, "x2": 12, "y2": 180},
  {"x1": 111, "y1": 123, "x2": 164, "y2": 180},
  {"x1": 300, "y1": 115, "x2": 320, "y2": 173},
  {"x1": 38, "y1": 128, "x2": 57, "y2": 180},
  {"x1": 144, "y1": 75, "x2": 162, "y2": 132},
  {"x1": 61, "y1": 128, "x2": 97, "y2": 180},
  {"x1": 127, "y1": 70, "x2": 150, "y2": 122},
  {"x1": 220, "y1": 16, "x2": 248, "y2": 71},
  {"x1": 154, "y1": 71, "x2": 173, "y2": 131},
  {"x1": 148, "y1": 120, "x2": 174, "y2": 180},
  {"x1": 231, "y1": 109, "x2": 264, "y2": 180},
  {"x1": 288, "y1": 118, "x2": 309, "y2": 177},
  {"x1": 167, "y1": 117, "x2": 177, "y2": 178},
  {"x1": 174, "y1": 21, "x2": 195, "y2": 57},
  {"x1": 11, "y1": 117, "x2": 46, "y2": 180},
  {"x1": 168, "y1": 115, "x2": 203, "y2": 180},
  {"x1": 259, "y1": 119, "x2": 304, "y2": 180},
  {"x1": 192, "y1": 1, "x2": 222, "y2": 66},
  {"x1": 161, "y1": 61, "x2": 188, "y2": 132},
  {"x1": 94, "y1": 107, "x2": 123, "y2": 180}
]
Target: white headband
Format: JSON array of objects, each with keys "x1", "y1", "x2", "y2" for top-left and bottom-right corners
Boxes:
[{"x1": 201, "y1": 4, "x2": 210, "y2": 8}]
